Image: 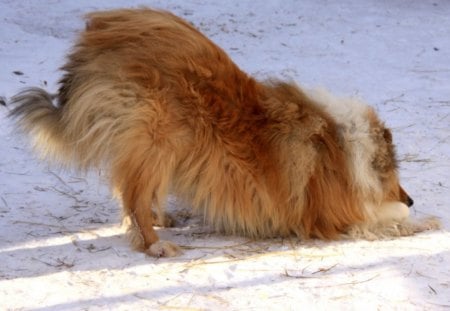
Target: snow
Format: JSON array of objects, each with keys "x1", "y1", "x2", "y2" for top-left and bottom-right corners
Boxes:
[{"x1": 1, "y1": 0, "x2": 449, "y2": 309}]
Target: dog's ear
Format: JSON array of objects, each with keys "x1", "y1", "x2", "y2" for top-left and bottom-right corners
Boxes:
[{"x1": 383, "y1": 128, "x2": 393, "y2": 144}]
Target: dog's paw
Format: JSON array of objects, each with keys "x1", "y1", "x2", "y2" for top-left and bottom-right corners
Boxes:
[
  {"x1": 394, "y1": 217, "x2": 441, "y2": 236},
  {"x1": 147, "y1": 240, "x2": 182, "y2": 258},
  {"x1": 411, "y1": 217, "x2": 441, "y2": 233}
]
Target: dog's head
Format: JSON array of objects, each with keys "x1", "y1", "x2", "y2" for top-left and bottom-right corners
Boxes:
[
  {"x1": 307, "y1": 89, "x2": 414, "y2": 212},
  {"x1": 367, "y1": 109, "x2": 413, "y2": 208}
]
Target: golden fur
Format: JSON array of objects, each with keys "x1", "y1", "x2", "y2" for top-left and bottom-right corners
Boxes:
[{"x1": 9, "y1": 9, "x2": 439, "y2": 257}]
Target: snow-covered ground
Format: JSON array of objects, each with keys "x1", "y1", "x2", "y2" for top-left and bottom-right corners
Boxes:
[{"x1": 1, "y1": 0, "x2": 449, "y2": 309}]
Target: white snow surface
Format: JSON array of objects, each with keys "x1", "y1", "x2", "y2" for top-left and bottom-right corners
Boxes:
[{"x1": 1, "y1": 0, "x2": 449, "y2": 310}]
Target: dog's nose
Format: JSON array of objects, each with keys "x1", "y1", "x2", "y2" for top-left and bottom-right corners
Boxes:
[{"x1": 406, "y1": 195, "x2": 414, "y2": 207}]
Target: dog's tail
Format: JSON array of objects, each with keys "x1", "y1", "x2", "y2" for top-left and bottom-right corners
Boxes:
[
  {"x1": 9, "y1": 88, "x2": 68, "y2": 162},
  {"x1": 8, "y1": 87, "x2": 99, "y2": 170}
]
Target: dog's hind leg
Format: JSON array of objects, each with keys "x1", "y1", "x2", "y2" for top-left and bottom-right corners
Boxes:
[
  {"x1": 111, "y1": 114, "x2": 182, "y2": 257},
  {"x1": 115, "y1": 151, "x2": 181, "y2": 257}
]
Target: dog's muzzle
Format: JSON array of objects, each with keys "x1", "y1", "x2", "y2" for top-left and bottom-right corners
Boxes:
[{"x1": 406, "y1": 196, "x2": 414, "y2": 207}]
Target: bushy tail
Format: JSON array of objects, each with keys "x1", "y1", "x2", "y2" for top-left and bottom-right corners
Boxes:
[{"x1": 8, "y1": 88, "x2": 70, "y2": 167}]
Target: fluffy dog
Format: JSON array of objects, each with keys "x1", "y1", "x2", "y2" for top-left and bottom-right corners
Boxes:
[{"x1": 9, "y1": 9, "x2": 439, "y2": 257}]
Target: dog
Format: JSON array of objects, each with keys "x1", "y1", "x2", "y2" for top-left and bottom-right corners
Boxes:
[{"x1": 8, "y1": 8, "x2": 439, "y2": 257}]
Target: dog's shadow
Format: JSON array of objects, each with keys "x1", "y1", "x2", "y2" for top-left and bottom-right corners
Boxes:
[{"x1": 0, "y1": 208, "x2": 280, "y2": 280}]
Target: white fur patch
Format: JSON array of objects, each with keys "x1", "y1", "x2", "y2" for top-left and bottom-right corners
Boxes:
[
  {"x1": 375, "y1": 201, "x2": 410, "y2": 224},
  {"x1": 306, "y1": 88, "x2": 383, "y2": 204}
]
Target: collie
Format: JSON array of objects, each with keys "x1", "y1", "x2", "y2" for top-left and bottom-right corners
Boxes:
[{"x1": 9, "y1": 9, "x2": 439, "y2": 257}]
